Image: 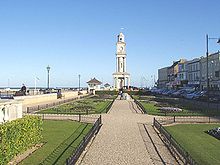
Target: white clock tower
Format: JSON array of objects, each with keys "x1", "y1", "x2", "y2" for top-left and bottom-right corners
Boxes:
[{"x1": 113, "y1": 32, "x2": 130, "y2": 90}]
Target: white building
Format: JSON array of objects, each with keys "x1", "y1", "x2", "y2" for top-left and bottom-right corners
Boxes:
[
  {"x1": 200, "y1": 52, "x2": 220, "y2": 90},
  {"x1": 186, "y1": 58, "x2": 200, "y2": 89},
  {"x1": 112, "y1": 32, "x2": 130, "y2": 90},
  {"x1": 87, "y1": 78, "x2": 102, "y2": 93}
]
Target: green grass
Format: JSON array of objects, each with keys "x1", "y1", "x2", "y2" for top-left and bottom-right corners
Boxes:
[
  {"x1": 37, "y1": 98, "x2": 112, "y2": 115},
  {"x1": 20, "y1": 120, "x2": 92, "y2": 165},
  {"x1": 140, "y1": 101, "x2": 206, "y2": 116},
  {"x1": 133, "y1": 95, "x2": 220, "y2": 116},
  {"x1": 165, "y1": 124, "x2": 220, "y2": 165}
]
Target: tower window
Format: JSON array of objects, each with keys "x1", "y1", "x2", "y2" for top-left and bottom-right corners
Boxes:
[{"x1": 120, "y1": 38, "x2": 122, "y2": 41}]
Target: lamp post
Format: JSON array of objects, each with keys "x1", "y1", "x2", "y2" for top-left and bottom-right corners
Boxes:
[
  {"x1": 78, "y1": 74, "x2": 81, "y2": 93},
  {"x1": 205, "y1": 34, "x2": 220, "y2": 101},
  {"x1": 46, "y1": 65, "x2": 51, "y2": 89}
]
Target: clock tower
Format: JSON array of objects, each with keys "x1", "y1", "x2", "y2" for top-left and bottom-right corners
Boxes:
[{"x1": 113, "y1": 32, "x2": 130, "y2": 90}]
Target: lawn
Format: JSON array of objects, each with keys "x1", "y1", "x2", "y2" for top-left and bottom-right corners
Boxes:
[
  {"x1": 134, "y1": 95, "x2": 220, "y2": 116},
  {"x1": 37, "y1": 98, "x2": 112, "y2": 114},
  {"x1": 140, "y1": 101, "x2": 205, "y2": 116},
  {"x1": 20, "y1": 120, "x2": 92, "y2": 165},
  {"x1": 165, "y1": 124, "x2": 220, "y2": 165}
]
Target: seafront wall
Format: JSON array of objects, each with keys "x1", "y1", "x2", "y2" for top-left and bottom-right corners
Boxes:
[{"x1": 14, "y1": 90, "x2": 88, "y2": 112}]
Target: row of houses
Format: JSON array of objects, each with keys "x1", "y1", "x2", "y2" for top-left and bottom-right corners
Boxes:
[{"x1": 158, "y1": 51, "x2": 220, "y2": 90}]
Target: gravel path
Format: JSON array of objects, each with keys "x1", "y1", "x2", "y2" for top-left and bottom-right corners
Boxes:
[
  {"x1": 80, "y1": 98, "x2": 152, "y2": 165},
  {"x1": 80, "y1": 97, "x2": 177, "y2": 165}
]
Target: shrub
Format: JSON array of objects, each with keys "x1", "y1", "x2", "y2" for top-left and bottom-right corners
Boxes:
[
  {"x1": 0, "y1": 115, "x2": 43, "y2": 165},
  {"x1": 96, "y1": 90, "x2": 118, "y2": 96}
]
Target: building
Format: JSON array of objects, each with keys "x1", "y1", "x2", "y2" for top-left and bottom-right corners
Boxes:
[
  {"x1": 186, "y1": 58, "x2": 200, "y2": 89},
  {"x1": 87, "y1": 78, "x2": 102, "y2": 93},
  {"x1": 166, "y1": 59, "x2": 186, "y2": 88},
  {"x1": 177, "y1": 59, "x2": 188, "y2": 87},
  {"x1": 104, "y1": 83, "x2": 111, "y2": 90},
  {"x1": 158, "y1": 67, "x2": 168, "y2": 88},
  {"x1": 200, "y1": 52, "x2": 220, "y2": 90},
  {"x1": 112, "y1": 32, "x2": 130, "y2": 90}
]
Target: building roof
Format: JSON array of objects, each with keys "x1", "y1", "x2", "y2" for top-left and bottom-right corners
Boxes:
[
  {"x1": 87, "y1": 78, "x2": 102, "y2": 85},
  {"x1": 104, "y1": 83, "x2": 111, "y2": 87}
]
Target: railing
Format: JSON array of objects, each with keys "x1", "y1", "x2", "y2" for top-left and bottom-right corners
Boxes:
[
  {"x1": 105, "y1": 98, "x2": 115, "y2": 113},
  {"x1": 66, "y1": 116, "x2": 102, "y2": 165},
  {"x1": 157, "y1": 116, "x2": 220, "y2": 125},
  {"x1": 26, "y1": 94, "x2": 91, "y2": 113},
  {"x1": 130, "y1": 95, "x2": 147, "y2": 114},
  {"x1": 153, "y1": 118, "x2": 197, "y2": 165},
  {"x1": 25, "y1": 113, "x2": 100, "y2": 123}
]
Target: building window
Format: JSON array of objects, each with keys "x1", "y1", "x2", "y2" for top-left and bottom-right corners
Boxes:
[{"x1": 215, "y1": 71, "x2": 220, "y2": 77}]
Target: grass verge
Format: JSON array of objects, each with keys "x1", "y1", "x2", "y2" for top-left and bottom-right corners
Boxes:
[
  {"x1": 20, "y1": 120, "x2": 92, "y2": 165},
  {"x1": 165, "y1": 124, "x2": 220, "y2": 165}
]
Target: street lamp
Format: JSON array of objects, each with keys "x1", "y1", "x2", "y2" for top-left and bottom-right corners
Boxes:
[
  {"x1": 78, "y1": 74, "x2": 81, "y2": 93},
  {"x1": 206, "y1": 34, "x2": 220, "y2": 100},
  {"x1": 46, "y1": 65, "x2": 51, "y2": 89}
]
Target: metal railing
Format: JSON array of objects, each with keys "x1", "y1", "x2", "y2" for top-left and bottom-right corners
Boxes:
[
  {"x1": 157, "y1": 115, "x2": 220, "y2": 125},
  {"x1": 66, "y1": 116, "x2": 102, "y2": 165},
  {"x1": 130, "y1": 95, "x2": 147, "y2": 114},
  {"x1": 25, "y1": 113, "x2": 100, "y2": 123},
  {"x1": 153, "y1": 118, "x2": 197, "y2": 165},
  {"x1": 105, "y1": 98, "x2": 115, "y2": 113}
]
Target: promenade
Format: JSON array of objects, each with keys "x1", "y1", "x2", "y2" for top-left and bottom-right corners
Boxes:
[{"x1": 80, "y1": 97, "x2": 178, "y2": 165}]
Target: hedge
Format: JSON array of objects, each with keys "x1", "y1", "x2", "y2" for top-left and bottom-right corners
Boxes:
[
  {"x1": 96, "y1": 90, "x2": 118, "y2": 96},
  {"x1": 0, "y1": 115, "x2": 43, "y2": 165}
]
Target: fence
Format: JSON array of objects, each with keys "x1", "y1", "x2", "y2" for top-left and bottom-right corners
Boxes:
[
  {"x1": 130, "y1": 95, "x2": 147, "y2": 114},
  {"x1": 25, "y1": 113, "x2": 100, "y2": 124},
  {"x1": 105, "y1": 98, "x2": 115, "y2": 113},
  {"x1": 26, "y1": 95, "x2": 91, "y2": 113},
  {"x1": 157, "y1": 116, "x2": 220, "y2": 125},
  {"x1": 153, "y1": 118, "x2": 197, "y2": 165},
  {"x1": 66, "y1": 116, "x2": 102, "y2": 165}
]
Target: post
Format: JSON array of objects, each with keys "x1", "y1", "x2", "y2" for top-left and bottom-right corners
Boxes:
[
  {"x1": 100, "y1": 115, "x2": 102, "y2": 124},
  {"x1": 79, "y1": 114, "x2": 81, "y2": 122},
  {"x1": 47, "y1": 65, "x2": 51, "y2": 89},
  {"x1": 173, "y1": 115, "x2": 176, "y2": 123},
  {"x1": 78, "y1": 74, "x2": 81, "y2": 94},
  {"x1": 206, "y1": 34, "x2": 209, "y2": 104}
]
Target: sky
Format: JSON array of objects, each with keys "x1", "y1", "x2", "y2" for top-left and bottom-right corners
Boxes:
[{"x1": 0, "y1": 0, "x2": 220, "y2": 88}]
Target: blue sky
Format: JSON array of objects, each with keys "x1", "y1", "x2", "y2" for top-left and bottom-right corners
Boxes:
[{"x1": 0, "y1": 0, "x2": 220, "y2": 88}]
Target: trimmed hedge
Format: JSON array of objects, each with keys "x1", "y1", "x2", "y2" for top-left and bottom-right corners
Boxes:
[
  {"x1": 96, "y1": 90, "x2": 118, "y2": 96},
  {"x1": 0, "y1": 115, "x2": 43, "y2": 165}
]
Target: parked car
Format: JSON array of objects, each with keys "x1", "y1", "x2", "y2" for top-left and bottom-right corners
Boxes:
[
  {"x1": 185, "y1": 91, "x2": 201, "y2": 99},
  {"x1": 193, "y1": 91, "x2": 207, "y2": 100}
]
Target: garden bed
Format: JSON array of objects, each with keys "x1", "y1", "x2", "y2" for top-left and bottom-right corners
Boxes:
[{"x1": 37, "y1": 98, "x2": 113, "y2": 115}]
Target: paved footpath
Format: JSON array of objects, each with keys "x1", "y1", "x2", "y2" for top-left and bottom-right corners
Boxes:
[{"x1": 80, "y1": 98, "x2": 178, "y2": 165}]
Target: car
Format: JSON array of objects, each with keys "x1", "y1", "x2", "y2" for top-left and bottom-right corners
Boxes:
[
  {"x1": 185, "y1": 91, "x2": 201, "y2": 99},
  {"x1": 193, "y1": 91, "x2": 207, "y2": 100}
]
